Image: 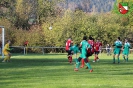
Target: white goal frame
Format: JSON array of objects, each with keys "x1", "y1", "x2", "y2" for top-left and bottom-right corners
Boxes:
[{"x1": 0, "y1": 26, "x2": 5, "y2": 58}]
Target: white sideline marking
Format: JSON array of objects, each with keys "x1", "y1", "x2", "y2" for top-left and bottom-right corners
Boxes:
[{"x1": 11, "y1": 55, "x2": 24, "y2": 58}]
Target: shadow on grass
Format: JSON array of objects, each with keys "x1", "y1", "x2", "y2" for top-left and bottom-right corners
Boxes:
[
  {"x1": 91, "y1": 59, "x2": 133, "y2": 65},
  {"x1": 11, "y1": 53, "x2": 67, "y2": 56},
  {"x1": 0, "y1": 58, "x2": 73, "y2": 69},
  {"x1": 0, "y1": 55, "x2": 133, "y2": 71},
  {"x1": 1, "y1": 57, "x2": 133, "y2": 64}
]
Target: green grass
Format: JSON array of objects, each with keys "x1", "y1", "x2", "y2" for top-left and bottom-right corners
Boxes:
[{"x1": 0, "y1": 53, "x2": 133, "y2": 88}]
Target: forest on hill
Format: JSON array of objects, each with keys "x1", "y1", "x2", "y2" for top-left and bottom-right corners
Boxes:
[
  {"x1": 0, "y1": 0, "x2": 133, "y2": 53},
  {"x1": 61, "y1": 0, "x2": 116, "y2": 12}
]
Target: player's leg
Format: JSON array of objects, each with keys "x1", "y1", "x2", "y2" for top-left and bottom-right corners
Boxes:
[
  {"x1": 107, "y1": 50, "x2": 109, "y2": 56},
  {"x1": 113, "y1": 51, "x2": 116, "y2": 64},
  {"x1": 113, "y1": 54, "x2": 116, "y2": 64},
  {"x1": 109, "y1": 50, "x2": 111, "y2": 55},
  {"x1": 81, "y1": 52, "x2": 90, "y2": 68},
  {"x1": 93, "y1": 52, "x2": 99, "y2": 62},
  {"x1": 85, "y1": 57, "x2": 90, "y2": 69},
  {"x1": 2, "y1": 56, "x2": 8, "y2": 62},
  {"x1": 69, "y1": 50, "x2": 73, "y2": 63},
  {"x1": 117, "y1": 50, "x2": 121, "y2": 64},
  {"x1": 84, "y1": 58, "x2": 93, "y2": 72},
  {"x1": 2, "y1": 51, "x2": 9, "y2": 62},
  {"x1": 96, "y1": 51, "x2": 100, "y2": 61},
  {"x1": 67, "y1": 50, "x2": 72, "y2": 63},
  {"x1": 75, "y1": 48, "x2": 89, "y2": 71},
  {"x1": 108, "y1": 49, "x2": 110, "y2": 56},
  {"x1": 126, "y1": 55, "x2": 128, "y2": 62},
  {"x1": 93, "y1": 52, "x2": 97, "y2": 62},
  {"x1": 66, "y1": 50, "x2": 69, "y2": 59},
  {"x1": 116, "y1": 54, "x2": 120, "y2": 64},
  {"x1": 125, "y1": 53, "x2": 128, "y2": 62},
  {"x1": 74, "y1": 54, "x2": 78, "y2": 63},
  {"x1": 126, "y1": 51, "x2": 129, "y2": 62},
  {"x1": 123, "y1": 54, "x2": 126, "y2": 61},
  {"x1": 80, "y1": 59, "x2": 84, "y2": 68},
  {"x1": 80, "y1": 53, "x2": 88, "y2": 68},
  {"x1": 7, "y1": 53, "x2": 11, "y2": 62},
  {"x1": 74, "y1": 57, "x2": 82, "y2": 71}
]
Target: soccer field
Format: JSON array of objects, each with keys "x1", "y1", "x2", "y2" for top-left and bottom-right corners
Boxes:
[{"x1": 0, "y1": 53, "x2": 133, "y2": 88}]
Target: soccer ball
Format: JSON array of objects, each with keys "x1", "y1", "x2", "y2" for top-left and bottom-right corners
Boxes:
[{"x1": 49, "y1": 26, "x2": 52, "y2": 30}]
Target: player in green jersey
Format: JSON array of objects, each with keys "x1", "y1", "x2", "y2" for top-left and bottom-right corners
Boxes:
[
  {"x1": 70, "y1": 43, "x2": 80, "y2": 63},
  {"x1": 74, "y1": 36, "x2": 93, "y2": 72},
  {"x1": 122, "y1": 39, "x2": 131, "y2": 62},
  {"x1": 113, "y1": 37, "x2": 122, "y2": 64}
]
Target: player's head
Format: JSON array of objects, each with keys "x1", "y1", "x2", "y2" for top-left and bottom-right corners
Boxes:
[
  {"x1": 83, "y1": 36, "x2": 87, "y2": 41},
  {"x1": 68, "y1": 38, "x2": 71, "y2": 40},
  {"x1": 117, "y1": 37, "x2": 120, "y2": 40},
  {"x1": 68, "y1": 36, "x2": 72, "y2": 40},
  {"x1": 125, "y1": 39, "x2": 128, "y2": 42},
  {"x1": 96, "y1": 39, "x2": 99, "y2": 42},
  {"x1": 89, "y1": 35, "x2": 93, "y2": 40},
  {"x1": 70, "y1": 40, "x2": 73, "y2": 45},
  {"x1": 7, "y1": 40, "x2": 11, "y2": 44}
]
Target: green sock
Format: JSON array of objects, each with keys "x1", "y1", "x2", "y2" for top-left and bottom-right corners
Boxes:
[
  {"x1": 75, "y1": 58, "x2": 78, "y2": 63},
  {"x1": 126, "y1": 58, "x2": 128, "y2": 62},
  {"x1": 123, "y1": 56, "x2": 125, "y2": 61},
  {"x1": 118, "y1": 58, "x2": 120, "y2": 63},
  {"x1": 85, "y1": 63, "x2": 92, "y2": 70},
  {"x1": 76, "y1": 62, "x2": 80, "y2": 68},
  {"x1": 113, "y1": 58, "x2": 115, "y2": 63}
]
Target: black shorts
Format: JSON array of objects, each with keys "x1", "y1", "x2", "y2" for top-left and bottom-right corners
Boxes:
[
  {"x1": 94, "y1": 51, "x2": 99, "y2": 55},
  {"x1": 86, "y1": 52, "x2": 93, "y2": 57},
  {"x1": 66, "y1": 50, "x2": 73, "y2": 55}
]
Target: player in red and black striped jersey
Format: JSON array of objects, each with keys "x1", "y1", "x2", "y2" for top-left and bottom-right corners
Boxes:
[
  {"x1": 88, "y1": 37, "x2": 95, "y2": 55},
  {"x1": 93, "y1": 39, "x2": 102, "y2": 62},
  {"x1": 65, "y1": 38, "x2": 73, "y2": 63}
]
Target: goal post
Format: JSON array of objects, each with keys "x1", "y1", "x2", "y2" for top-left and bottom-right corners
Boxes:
[{"x1": 0, "y1": 26, "x2": 5, "y2": 58}]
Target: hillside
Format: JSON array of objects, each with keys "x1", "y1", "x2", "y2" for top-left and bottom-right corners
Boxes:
[{"x1": 62, "y1": 0, "x2": 116, "y2": 12}]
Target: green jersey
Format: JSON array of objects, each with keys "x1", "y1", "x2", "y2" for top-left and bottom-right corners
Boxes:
[
  {"x1": 123, "y1": 42, "x2": 130, "y2": 55},
  {"x1": 80, "y1": 40, "x2": 91, "y2": 59},
  {"x1": 70, "y1": 44, "x2": 79, "y2": 54},
  {"x1": 113, "y1": 40, "x2": 122, "y2": 54}
]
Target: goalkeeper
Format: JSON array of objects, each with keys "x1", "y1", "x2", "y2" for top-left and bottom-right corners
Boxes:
[{"x1": 2, "y1": 40, "x2": 12, "y2": 62}]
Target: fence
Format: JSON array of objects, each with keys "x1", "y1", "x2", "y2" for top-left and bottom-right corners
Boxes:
[
  {"x1": 9, "y1": 46, "x2": 133, "y2": 55},
  {"x1": 10, "y1": 46, "x2": 66, "y2": 55}
]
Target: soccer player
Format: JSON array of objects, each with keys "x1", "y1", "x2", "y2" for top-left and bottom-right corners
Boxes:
[
  {"x1": 113, "y1": 37, "x2": 122, "y2": 64},
  {"x1": 23, "y1": 41, "x2": 29, "y2": 46},
  {"x1": 93, "y1": 39, "x2": 102, "y2": 62},
  {"x1": 2, "y1": 40, "x2": 12, "y2": 62},
  {"x1": 74, "y1": 36, "x2": 93, "y2": 72},
  {"x1": 106, "y1": 44, "x2": 111, "y2": 56},
  {"x1": 88, "y1": 37, "x2": 95, "y2": 55},
  {"x1": 70, "y1": 43, "x2": 80, "y2": 63},
  {"x1": 65, "y1": 38, "x2": 73, "y2": 63},
  {"x1": 122, "y1": 39, "x2": 131, "y2": 62},
  {"x1": 80, "y1": 36, "x2": 94, "y2": 68}
]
